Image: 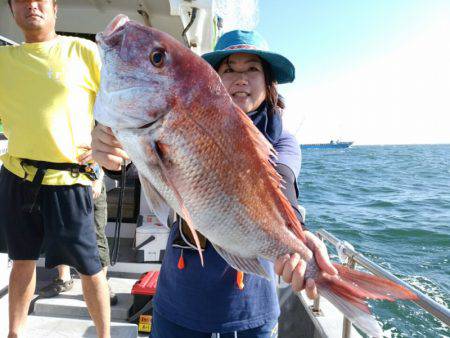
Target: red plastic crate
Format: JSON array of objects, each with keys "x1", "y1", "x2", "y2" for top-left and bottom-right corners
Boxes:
[{"x1": 131, "y1": 271, "x2": 159, "y2": 296}]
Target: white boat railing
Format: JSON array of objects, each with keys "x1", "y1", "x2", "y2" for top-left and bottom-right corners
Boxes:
[
  {"x1": 0, "y1": 34, "x2": 18, "y2": 46},
  {"x1": 315, "y1": 229, "x2": 450, "y2": 338}
]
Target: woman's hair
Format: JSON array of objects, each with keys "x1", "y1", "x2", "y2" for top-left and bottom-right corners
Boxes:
[
  {"x1": 260, "y1": 59, "x2": 285, "y2": 112},
  {"x1": 218, "y1": 56, "x2": 285, "y2": 115}
]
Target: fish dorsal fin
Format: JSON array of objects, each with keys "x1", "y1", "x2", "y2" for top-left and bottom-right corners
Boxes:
[
  {"x1": 232, "y1": 108, "x2": 306, "y2": 242},
  {"x1": 150, "y1": 141, "x2": 204, "y2": 266},
  {"x1": 184, "y1": 104, "x2": 305, "y2": 242},
  {"x1": 277, "y1": 191, "x2": 305, "y2": 241},
  {"x1": 211, "y1": 243, "x2": 270, "y2": 280},
  {"x1": 138, "y1": 173, "x2": 171, "y2": 228}
]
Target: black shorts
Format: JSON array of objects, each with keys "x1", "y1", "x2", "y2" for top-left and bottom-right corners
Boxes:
[{"x1": 0, "y1": 167, "x2": 102, "y2": 276}]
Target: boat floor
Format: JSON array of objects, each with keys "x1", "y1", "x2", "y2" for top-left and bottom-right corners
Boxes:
[{"x1": 0, "y1": 267, "x2": 145, "y2": 337}]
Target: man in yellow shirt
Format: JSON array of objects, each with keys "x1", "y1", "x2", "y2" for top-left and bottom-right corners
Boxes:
[{"x1": 0, "y1": 1, "x2": 110, "y2": 337}]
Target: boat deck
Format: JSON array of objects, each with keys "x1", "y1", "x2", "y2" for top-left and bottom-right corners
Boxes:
[{"x1": 0, "y1": 266, "x2": 144, "y2": 337}]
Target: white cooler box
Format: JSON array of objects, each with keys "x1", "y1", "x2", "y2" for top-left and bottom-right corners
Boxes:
[{"x1": 135, "y1": 214, "x2": 170, "y2": 263}]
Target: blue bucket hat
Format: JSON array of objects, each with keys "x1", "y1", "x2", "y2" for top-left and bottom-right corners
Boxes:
[{"x1": 202, "y1": 30, "x2": 295, "y2": 84}]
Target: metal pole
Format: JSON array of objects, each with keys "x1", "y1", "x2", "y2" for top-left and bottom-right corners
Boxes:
[
  {"x1": 311, "y1": 233, "x2": 323, "y2": 314},
  {"x1": 312, "y1": 291, "x2": 321, "y2": 314},
  {"x1": 317, "y1": 229, "x2": 450, "y2": 327},
  {"x1": 342, "y1": 257, "x2": 356, "y2": 338}
]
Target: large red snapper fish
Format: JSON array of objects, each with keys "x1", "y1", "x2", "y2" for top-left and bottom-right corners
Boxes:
[{"x1": 94, "y1": 15, "x2": 417, "y2": 337}]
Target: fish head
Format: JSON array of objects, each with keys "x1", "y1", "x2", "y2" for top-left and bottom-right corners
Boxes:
[
  {"x1": 94, "y1": 14, "x2": 222, "y2": 132},
  {"x1": 94, "y1": 14, "x2": 172, "y2": 131}
]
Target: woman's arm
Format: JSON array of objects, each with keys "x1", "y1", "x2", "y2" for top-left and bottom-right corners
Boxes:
[
  {"x1": 273, "y1": 129, "x2": 337, "y2": 294},
  {"x1": 273, "y1": 130, "x2": 303, "y2": 224},
  {"x1": 273, "y1": 130, "x2": 302, "y2": 177},
  {"x1": 276, "y1": 163, "x2": 305, "y2": 227}
]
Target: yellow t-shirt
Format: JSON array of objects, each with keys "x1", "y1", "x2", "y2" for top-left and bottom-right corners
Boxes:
[{"x1": 0, "y1": 36, "x2": 100, "y2": 185}]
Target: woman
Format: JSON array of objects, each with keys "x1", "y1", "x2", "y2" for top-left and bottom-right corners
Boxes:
[{"x1": 92, "y1": 30, "x2": 336, "y2": 338}]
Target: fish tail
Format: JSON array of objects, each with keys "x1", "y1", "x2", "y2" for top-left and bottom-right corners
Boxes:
[{"x1": 315, "y1": 263, "x2": 418, "y2": 337}]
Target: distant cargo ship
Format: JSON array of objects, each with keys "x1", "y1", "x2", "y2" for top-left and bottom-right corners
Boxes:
[{"x1": 301, "y1": 140, "x2": 353, "y2": 149}]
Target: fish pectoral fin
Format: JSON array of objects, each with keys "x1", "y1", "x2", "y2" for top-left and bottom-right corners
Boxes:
[
  {"x1": 149, "y1": 141, "x2": 205, "y2": 267},
  {"x1": 183, "y1": 218, "x2": 205, "y2": 267},
  {"x1": 211, "y1": 243, "x2": 270, "y2": 280},
  {"x1": 138, "y1": 173, "x2": 171, "y2": 228}
]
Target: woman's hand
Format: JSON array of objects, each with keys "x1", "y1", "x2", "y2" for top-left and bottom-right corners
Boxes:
[
  {"x1": 91, "y1": 124, "x2": 129, "y2": 171},
  {"x1": 274, "y1": 231, "x2": 337, "y2": 299},
  {"x1": 77, "y1": 144, "x2": 93, "y2": 165}
]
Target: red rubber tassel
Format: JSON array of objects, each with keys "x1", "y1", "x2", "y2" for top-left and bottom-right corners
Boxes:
[
  {"x1": 177, "y1": 250, "x2": 185, "y2": 270},
  {"x1": 236, "y1": 271, "x2": 244, "y2": 290}
]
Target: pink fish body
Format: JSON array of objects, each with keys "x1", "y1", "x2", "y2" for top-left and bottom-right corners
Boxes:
[{"x1": 94, "y1": 15, "x2": 418, "y2": 337}]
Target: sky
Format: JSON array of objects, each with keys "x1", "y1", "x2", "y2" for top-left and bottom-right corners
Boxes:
[{"x1": 248, "y1": 0, "x2": 450, "y2": 145}]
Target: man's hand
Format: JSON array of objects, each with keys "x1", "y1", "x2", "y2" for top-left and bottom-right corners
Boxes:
[
  {"x1": 91, "y1": 124, "x2": 129, "y2": 171},
  {"x1": 274, "y1": 231, "x2": 338, "y2": 299},
  {"x1": 92, "y1": 179, "x2": 103, "y2": 199}
]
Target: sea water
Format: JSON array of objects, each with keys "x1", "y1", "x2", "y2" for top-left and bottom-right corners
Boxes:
[{"x1": 298, "y1": 144, "x2": 450, "y2": 337}]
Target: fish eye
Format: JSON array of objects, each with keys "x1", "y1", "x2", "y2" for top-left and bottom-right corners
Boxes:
[{"x1": 150, "y1": 49, "x2": 165, "y2": 67}]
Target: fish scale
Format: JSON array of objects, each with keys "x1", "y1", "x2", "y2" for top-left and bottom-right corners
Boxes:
[{"x1": 158, "y1": 113, "x2": 286, "y2": 257}]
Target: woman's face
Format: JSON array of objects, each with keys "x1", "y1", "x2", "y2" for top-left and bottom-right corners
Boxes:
[{"x1": 217, "y1": 53, "x2": 266, "y2": 114}]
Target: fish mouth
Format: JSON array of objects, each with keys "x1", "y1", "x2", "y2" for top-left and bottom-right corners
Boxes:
[
  {"x1": 125, "y1": 111, "x2": 166, "y2": 133},
  {"x1": 101, "y1": 85, "x2": 154, "y2": 95},
  {"x1": 137, "y1": 121, "x2": 157, "y2": 129},
  {"x1": 114, "y1": 115, "x2": 163, "y2": 133}
]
